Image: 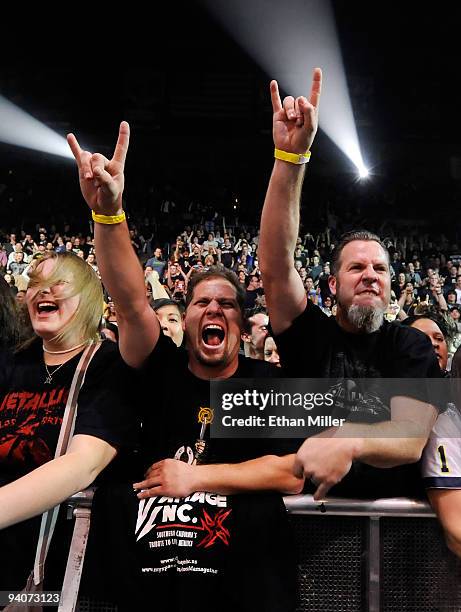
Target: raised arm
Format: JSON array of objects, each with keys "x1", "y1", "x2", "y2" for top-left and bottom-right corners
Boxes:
[
  {"x1": 259, "y1": 68, "x2": 322, "y2": 334},
  {"x1": 146, "y1": 271, "x2": 170, "y2": 300},
  {"x1": 67, "y1": 123, "x2": 160, "y2": 368}
]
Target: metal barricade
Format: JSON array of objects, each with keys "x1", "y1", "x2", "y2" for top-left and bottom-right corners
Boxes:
[
  {"x1": 62, "y1": 491, "x2": 461, "y2": 612},
  {"x1": 285, "y1": 495, "x2": 461, "y2": 612}
]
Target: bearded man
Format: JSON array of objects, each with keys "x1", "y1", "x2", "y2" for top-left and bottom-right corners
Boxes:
[{"x1": 259, "y1": 67, "x2": 441, "y2": 500}]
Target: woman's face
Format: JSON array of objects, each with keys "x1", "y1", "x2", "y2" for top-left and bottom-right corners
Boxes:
[
  {"x1": 26, "y1": 258, "x2": 80, "y2": 342},
  {"x1": 410, "y1": 318, "x2": 448, "y2": 370},
  {"x1": 155, "y1": 305, "x2": 183, "y2": 347},
  {"x1": 264, "y1": 337, "x2": 281, "y2": 367}
]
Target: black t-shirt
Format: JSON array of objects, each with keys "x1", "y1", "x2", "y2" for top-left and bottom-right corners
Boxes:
[
  {"x1": 244, "y1": 287, "x2": 264, "y2": 309},
  {"x1": 275, "y1": 302, "x2": 442, "y2": 498},
  {"x1": 0, "y1": 339, "x2": 137, "y2": 593},
  {"x1": 86, "y1": 336, "x2": 297, "y2": 612},
  {"x1": 220, "y1": 247, "x2": 234, "y2": 269},
  {"x1": 0, "y1": 340, "x2": 135, "y2": 483}
]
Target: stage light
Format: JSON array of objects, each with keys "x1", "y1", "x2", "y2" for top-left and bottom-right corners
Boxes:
[
  {"x1": 202, "y1": 0, "x2": 368, "y2": 176},
  {"x1": 0, "y1": 95, "x2": 73, "y2": 159},
  {"x1": 358, "y1": 166, "x2": 369, "y2": 179}
]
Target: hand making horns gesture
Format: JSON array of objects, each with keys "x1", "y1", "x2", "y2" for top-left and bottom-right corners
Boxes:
[
  {"x1": 270, "y1": 67, "x2": 322, "y2": 155},
  {"x1": 67, "y1": 121, "x2": 130, "y2": 215}
]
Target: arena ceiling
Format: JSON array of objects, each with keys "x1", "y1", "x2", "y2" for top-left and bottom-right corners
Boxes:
[{"x1": 0, "y1": 2, "x2": 459, "y2": 190}]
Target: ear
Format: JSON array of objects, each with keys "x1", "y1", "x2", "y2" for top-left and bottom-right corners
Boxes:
[
  {"x1": 241, "y1": 332, "x2": 251, "y2": 344},
  {"x1": 328, "y1": 275, "x2": 337, "y2": 296}
]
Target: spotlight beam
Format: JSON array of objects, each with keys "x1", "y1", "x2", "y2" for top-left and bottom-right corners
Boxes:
[
  {"x1": 0, "y1": 96, "x2": 73, "y2": 159},
  {"x1": 203, "y1": 0, "x2": 367, "y2": 174}
]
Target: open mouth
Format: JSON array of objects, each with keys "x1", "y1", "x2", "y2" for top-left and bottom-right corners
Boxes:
[
  {"x1": 36, "y1": 301, "x2": 59, "y2": 314},
  {"x1": 202, "y1": 324, "x2": 225, "y2": 347}
]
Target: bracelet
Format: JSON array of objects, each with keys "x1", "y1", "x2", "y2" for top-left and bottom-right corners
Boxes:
[
  {"x1": 274, "y1": 148, "x2": 311, "y2": 165},
  {"x1": 91, "y1": 210, "x2": 126, "y2": 225}
]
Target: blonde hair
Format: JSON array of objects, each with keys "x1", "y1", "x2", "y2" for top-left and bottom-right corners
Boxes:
[{"x1": 27, "y1": 252, "x2": 103, "y2": 345}]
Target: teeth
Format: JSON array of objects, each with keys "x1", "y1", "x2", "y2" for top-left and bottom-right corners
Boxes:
[
  {"x1": 37, "y1": 302, "x2": 58, "y2": 312},
  {"x1": 204, "y1": 324, "x2": 223, "y2": 330}
]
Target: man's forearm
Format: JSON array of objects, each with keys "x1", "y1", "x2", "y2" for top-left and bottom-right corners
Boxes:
[
  {"x1": 337, "y1": 421, "x2": 431, "y2": 468},
  {"x1": 95, "y1": 221, "x2": 146, "y2": 316},
  {"x1": 194, "y1": 454, "x2": 303, "y2": 495},
  {"x1": 259, "y1": 160, "x2": 305, "y2": 275}
]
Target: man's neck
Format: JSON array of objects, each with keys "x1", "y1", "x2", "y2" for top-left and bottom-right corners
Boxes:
[
  {"x1": 188, "y1": 357, "x2": 239, "y2": 381},
  {"x1": 336, "y1": 309, "x2": 360, "y2": 334}
]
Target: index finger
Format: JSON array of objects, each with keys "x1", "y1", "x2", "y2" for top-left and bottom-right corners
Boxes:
[
  {"x1": 309, "y1": 67, "x2": 322, "y2": 109},
  {"x1": 313, "y1": 481, "x2": 330, "y2": 501},
  {"x1": 113, "y1": 121, "x2": 130, "y2": 165},
  {"x1": 270, "y1": 80, "x2": 283, "y2": 113}
]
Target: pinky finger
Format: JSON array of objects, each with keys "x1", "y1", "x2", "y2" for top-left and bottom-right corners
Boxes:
[{"x1": 137, "y1": 486, "x2": 163, "y2": 499}]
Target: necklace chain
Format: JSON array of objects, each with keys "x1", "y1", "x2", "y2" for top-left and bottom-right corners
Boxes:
[
  {"x1": 44, "y1": 362, "x2": 67, "y2": 385},
  {"x1": 43, "y1": 341, "x2": 89, "y2": 355}
]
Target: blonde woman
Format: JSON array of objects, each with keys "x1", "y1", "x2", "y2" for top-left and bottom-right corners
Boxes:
[{"x1": 0, "y1": 251, "x2": 134, "y2": 592}]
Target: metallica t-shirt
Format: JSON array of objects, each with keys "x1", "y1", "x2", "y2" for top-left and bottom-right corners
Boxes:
[
  {"x1": 275, "y1": 302, "x2": 442, "y2": 498},
  {"x1": 86, "y1": 335, "x2": 297, "y2": 612},
  {"x1": 0, "y1": 339, "x2": 136, "y2": 593}
]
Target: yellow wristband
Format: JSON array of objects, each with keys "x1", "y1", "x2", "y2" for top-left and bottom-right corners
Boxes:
[
  {"x1": 274, "y1": 148, "x2": 311, "y2": 165},
  {"x1": 91, "y1": 210, "x2": 126, "y2": 225}
]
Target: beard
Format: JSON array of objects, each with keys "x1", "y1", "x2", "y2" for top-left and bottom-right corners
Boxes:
[{"x1": 346, "y1": 304, "x2": 384, "y2": 333}]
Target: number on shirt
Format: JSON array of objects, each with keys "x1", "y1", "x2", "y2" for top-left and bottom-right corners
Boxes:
[{"x1": 437, "y1": 445, "x2": 450, "y2": 473}]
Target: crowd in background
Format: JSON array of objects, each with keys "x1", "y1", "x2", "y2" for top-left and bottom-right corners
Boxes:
[{"x1": 2, "y1": 194, "x2": 461, "y2": 365}]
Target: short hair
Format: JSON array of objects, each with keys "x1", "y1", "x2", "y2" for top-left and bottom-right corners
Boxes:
[
  {"x1": 185, "y1": 266, "x2": 245, "y2": 317},
  {"x1": 330, "y1": 230, "x2": 390, "y2": 276},
  {"x1": 27, "y1": 251, "x2": 103, "y2": 345},
  {"x1": 402, "y1": 308, "x2": 451, "y2": 340},
  {"x1": 152, "y1": 298, "x2": 184, "y2": 315},
  {"x1": 242, "y1": 306, "x2": 267, "y2": 334}
]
